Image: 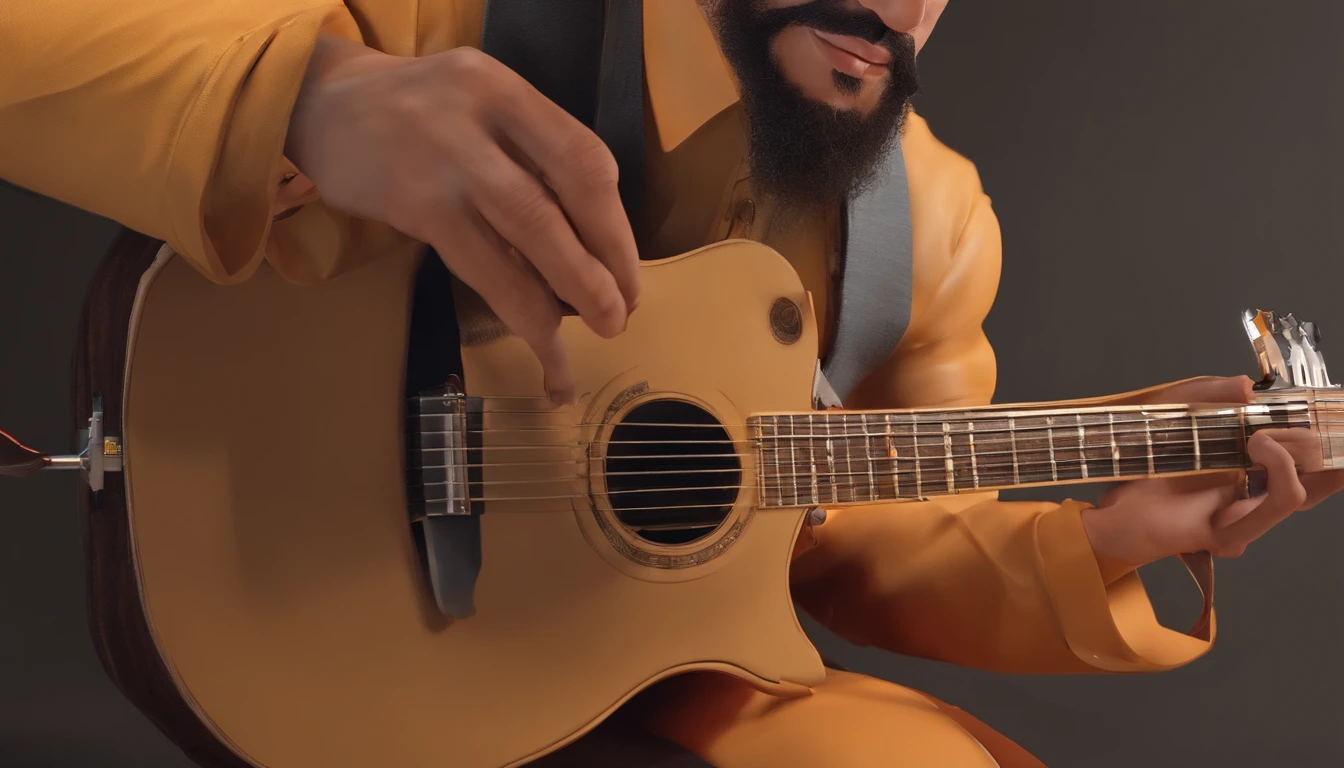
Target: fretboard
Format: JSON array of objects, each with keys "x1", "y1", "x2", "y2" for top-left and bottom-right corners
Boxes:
[{"x1": 748, "y1": 402, "x2": 1310, "y2": 508}]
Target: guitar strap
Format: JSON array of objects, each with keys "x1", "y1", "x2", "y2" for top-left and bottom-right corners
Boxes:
[
  {"x1": 416, "y1": 1, "x2": 648, "y2": 622},
  {"x1": 821, "y1": 145, "x2": 915, "y2": 404}
]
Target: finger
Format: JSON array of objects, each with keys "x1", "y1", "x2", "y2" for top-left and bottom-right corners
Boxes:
[
  {"x1": 466, "y1": 136, "x2": 628, "y2": 339},
  {"x1": 430, "y1": 210, "x2": 575, "y2": 406},
  {"x1": 486, "y1": 70, "x2": 642, "y2": 312},
  {"x1": 1251, "y1": 427, "x2": 1325, "y2": 472},
  {"x1": 1301, "y1": 468, "x2": 1344, "y2": 510},
  {"x1": 1211, "y1": 431, "x2": 1307, "y2": 552}
]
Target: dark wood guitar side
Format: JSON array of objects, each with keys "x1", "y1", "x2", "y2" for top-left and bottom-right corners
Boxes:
[{"x1": 71, "y1": 228, "x2": 248, "y2": 767}]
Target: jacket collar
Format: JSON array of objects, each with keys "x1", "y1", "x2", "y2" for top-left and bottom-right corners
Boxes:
[{"x1": 644, "y1": 0, "x2": 741, "y2": 151}]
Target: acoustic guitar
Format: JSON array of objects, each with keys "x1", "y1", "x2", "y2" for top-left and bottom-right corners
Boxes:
[{"x1": 2, "y1": 232, "x2": 1339, "y2": 768}]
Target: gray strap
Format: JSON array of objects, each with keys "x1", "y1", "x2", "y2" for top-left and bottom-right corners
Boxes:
[{"x1": 821, "y1": 143, "x2": 914, "y2": 404}]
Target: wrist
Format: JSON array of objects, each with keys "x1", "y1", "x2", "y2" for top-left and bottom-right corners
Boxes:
[
  {"x1": 1080, "y1": 505, "x2": 1146, "y2": 585},
  {"x1": 285, "y1": 33, "x2": 396, "y2": 163}
]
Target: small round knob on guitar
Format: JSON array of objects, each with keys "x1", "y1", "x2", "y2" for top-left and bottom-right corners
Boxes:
[{"x1": 770, "y1": 297, "x2": 803, "y2": 345}]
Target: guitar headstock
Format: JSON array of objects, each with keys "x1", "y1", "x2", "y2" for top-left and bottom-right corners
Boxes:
[{"x1": 1242, "y1": 309, "x2": 1336, "y2": 390}]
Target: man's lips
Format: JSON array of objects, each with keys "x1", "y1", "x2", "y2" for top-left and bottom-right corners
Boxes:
[{"x1": 811, "y1": 29, "x2": 892, "y2": 79}]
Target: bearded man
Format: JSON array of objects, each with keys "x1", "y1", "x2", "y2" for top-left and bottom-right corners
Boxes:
[{"x1": 3, "y1": 1, "x2": 1340, "y2": 766}]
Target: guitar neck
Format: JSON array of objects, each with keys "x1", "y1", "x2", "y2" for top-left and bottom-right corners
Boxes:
[{"x1": 747, "y1": 398, "x2": 1320, "y2": 509}]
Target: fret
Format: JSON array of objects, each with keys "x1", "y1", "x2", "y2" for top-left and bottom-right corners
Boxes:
[
  {"x1": 863, "y1": 414, "x2": 876, "y2": 502},
  {"x1": 1078, "y1": 412, "x2": 1116, "y2": 479},
  {"x1": 885, "y1": 413, "x2": 901, "y2": 499},
  {"x1": 1108, "y1": 412, "x2": 1120, "y2": 477},
  {"x1": 784, "y1": 416, "x2": 795, "y2": 508},
  {"x1": 807, "y1": 415, "x2": 820, "y2": 505},
  {"x1": 968, "y1": 422, "x2": 979, "y2": 489},
  {"x1": 1018, "y1": 415, "x2": 1061, "y2": 486},
  {"x1": 1046, "y1": 418, "x2": 1058, "y2": 481},
  {"x1": 912, "y1": 413, "x2": 923, "y2": 497},
  {"x1": 821, "y1": 415, "x2": 837, "y2": 503},
  {"x1": 1145, "y1": 419, "x2": 1156, "y2": 476},
  {"x1": 1009, "y1": 417, "x2": 1020, "y2": 485},
  {"x1": 763, "y1": 416, "x2": 779, "y2": 506},
  {"x1": 1077, "y1": 414, "x2": 1088, "y2": 480},
  {"x1": 842, "y1": 415, "x2": 855, "y2": 503},
  {"x1": 1151, "y1": 412, "x2": 1194, "y2": 474},
  {"x1": 1048, "y1": 414, "x2": 1087, "y2": 482},
  {"x1": 943, "y1": 421, "x2": 955, "y2": 493},
  {"x1": 1238, "y1": 406, "x2": 1250, "y2": 467},
  {"x1": 1191, "y1": 413, "x2": 1201, "y2": 470},
  {"x1": 1113, "y1": 414, "x2": 1156, "y2": 477}
]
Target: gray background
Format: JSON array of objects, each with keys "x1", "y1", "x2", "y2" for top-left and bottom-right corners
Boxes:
[{"x1": 2, "y1": 1, "x2": 1342, "y2": 765}]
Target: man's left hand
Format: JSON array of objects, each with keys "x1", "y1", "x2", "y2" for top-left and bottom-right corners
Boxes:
[{"x1": 1080, "y1": 376, "x2": 1344, "y2": 579}]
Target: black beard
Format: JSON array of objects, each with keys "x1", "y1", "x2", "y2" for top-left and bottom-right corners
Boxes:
[{"x1": 709, "y1": 0, "x2": 920, "y2": 210}]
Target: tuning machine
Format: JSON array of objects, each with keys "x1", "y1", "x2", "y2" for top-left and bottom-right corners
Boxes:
[{"x1": 1242, "y1": 309, "x2": 1336, "y2": 390}]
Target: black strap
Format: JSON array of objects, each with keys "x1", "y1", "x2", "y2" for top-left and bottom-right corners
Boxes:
[
  {"x1": 593, "y1": 0, "x2": 646, "y2": 220},
  {"x1": 480, "y1": 0, "x2": 645, "y2": 222}
]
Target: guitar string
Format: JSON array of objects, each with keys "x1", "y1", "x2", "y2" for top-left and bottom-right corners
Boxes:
[
  {"x1": 410, "y1": 408, "x2": 1321, "y2": 430},
  {"x1": 406, "y1": 424, "x2": 1296, "y2": 454},
  {"x1": 427, "y1": 450, "x2": 1252, "y2": 482},
  {"x1": 457, "y1": 398, "x2": 1344, "y2": 415},
  {"x1": 409, "y1": 439, "x2": 1253, "y2": 469},
  {"x1": 408, "y1": 416, "x2": 1307, "y2": 448},
  {"x1": 410, "y1": 450, "x2": 1254, "y2": 504},
  {"x1": 418, "y1": 449, "x2": 1249, "y2": 492}
]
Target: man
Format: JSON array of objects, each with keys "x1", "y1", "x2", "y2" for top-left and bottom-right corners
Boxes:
[{"x1": 3, "y1": 1, "x2": 1341, "y2": 765}]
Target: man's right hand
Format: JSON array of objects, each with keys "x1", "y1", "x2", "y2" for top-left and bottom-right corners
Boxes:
[{"x1": 285, "y1": 34, "x2": 642, "y2": 406}]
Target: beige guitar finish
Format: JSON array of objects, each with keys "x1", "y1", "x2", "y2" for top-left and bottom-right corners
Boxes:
[
  {"x1": 113, "y1": 237, "x2": 1343, "y2": 768},
  {"x1": 122, "y1": 241, "x2": 824, "y2": 768}
]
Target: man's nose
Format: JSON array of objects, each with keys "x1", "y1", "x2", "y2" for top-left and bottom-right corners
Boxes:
[{"x1": 853, "y1": 0, "x2": 927, "y2": 33}]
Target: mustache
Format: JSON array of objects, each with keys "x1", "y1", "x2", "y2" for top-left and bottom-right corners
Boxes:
[{"x1": 753, "y1": 0, "x2": 896, "y2": 45}]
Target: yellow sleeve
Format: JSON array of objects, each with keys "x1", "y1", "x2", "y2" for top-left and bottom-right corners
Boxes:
[
  {"x1": 0, "y1": 0, "x2": 370, "y2": 284},
  {"x1": 790, "y1": 115, "x2": 1215, "y2": 674}
]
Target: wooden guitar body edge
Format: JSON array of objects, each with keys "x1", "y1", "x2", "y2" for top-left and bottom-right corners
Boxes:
[{"x1": 79, "y1": 233, "x2": 828, "y2": 767}]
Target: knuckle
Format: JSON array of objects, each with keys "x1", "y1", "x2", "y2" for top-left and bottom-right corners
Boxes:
[
  {"x1": 565, "y1": 134, "x2": 620, "y2": 189},
  {"x1": 444, "y1": 46, "x2": 495, "y2": 78},
  {"x1": 495, "y1": 181, "x2": 553, "y2": 233},
  {"x1": 1289, "y1": 483, "x2": 1309, "y2": 507}
]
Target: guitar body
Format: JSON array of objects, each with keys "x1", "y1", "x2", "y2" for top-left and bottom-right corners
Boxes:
[{"x1": 78, "y1": 235, "x2": 827, "y2": 767}]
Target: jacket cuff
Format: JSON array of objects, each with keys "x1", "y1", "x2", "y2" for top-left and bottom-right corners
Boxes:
[
  {"x1": 1035, "y1": 500, "x2": 1216, "y2": 672},
  {"x1": 167, "y1": 3, "x2": 355, "y2": 284}
]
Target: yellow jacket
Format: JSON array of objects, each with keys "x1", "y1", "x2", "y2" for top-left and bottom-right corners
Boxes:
[{"x1": 0, "y1": 0, "x2": 1214, "y2": 679}]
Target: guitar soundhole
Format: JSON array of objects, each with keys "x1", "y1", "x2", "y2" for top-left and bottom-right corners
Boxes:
[{"x1": 605, "y1": 401, "x2": 741, "y2": 546}]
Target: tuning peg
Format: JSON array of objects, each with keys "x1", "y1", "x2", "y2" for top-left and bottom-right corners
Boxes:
[
  {"x1": 1242, "y1": 309, "x2": 1338, "y2": 390},
  {"x1": 1243, "y1": 309, "x2": 1292, "y2": 390},
  {"x1": 1294, "y1": 318, "x2": 1333, "y2": 387}
]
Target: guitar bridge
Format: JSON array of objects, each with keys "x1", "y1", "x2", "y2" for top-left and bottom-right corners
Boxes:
[
  {"x1": 405, "y1": 377, "x2": 484, "y2": 620},
  {"x1": 406, "y1": 380, "x2": 483, "y2": 519}
]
